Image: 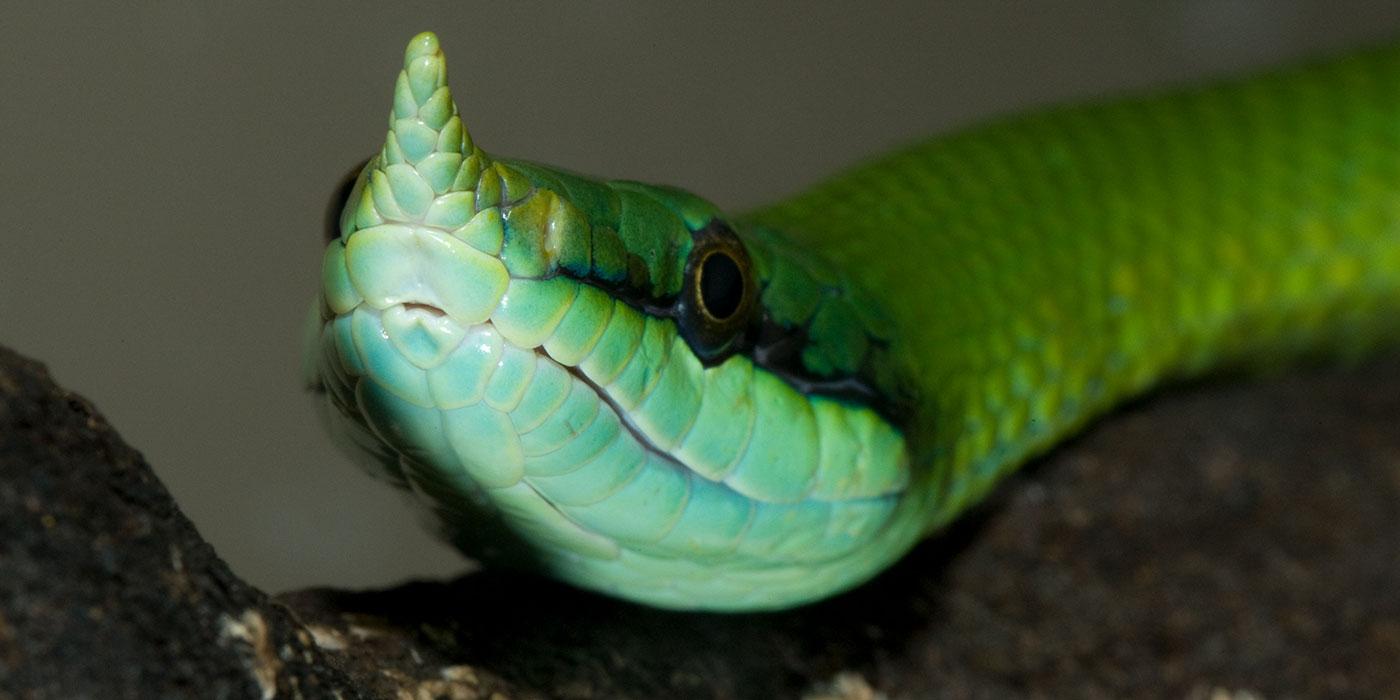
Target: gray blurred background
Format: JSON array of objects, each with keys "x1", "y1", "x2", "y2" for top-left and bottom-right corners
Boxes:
[{"x1": 4, "y1": 2, "x2": 1400, "y2": 593}]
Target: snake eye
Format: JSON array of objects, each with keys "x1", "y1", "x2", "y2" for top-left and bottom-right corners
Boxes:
[
  {"x1": 678, "y1": 222, "x2": 757, "y2": 361},
  {"x1": 324, "y1": 158, "x2": 371, "y2": 243}
]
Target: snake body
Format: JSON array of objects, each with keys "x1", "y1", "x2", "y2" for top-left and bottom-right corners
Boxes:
[{"x1": 308, "y1": 32, "x2": 1400, "y2": 610}]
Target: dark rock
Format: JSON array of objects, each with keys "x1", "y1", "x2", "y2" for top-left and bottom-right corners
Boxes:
[
  {"x1": 0, "y1": 347, "x2": 365, "y2": 699},
  {"x1": 4, "y1": 341, "x2": 1400, "y2": 699},
  {"x1": 281, "y1": 360, "x2": 1400, "y2": 699}
]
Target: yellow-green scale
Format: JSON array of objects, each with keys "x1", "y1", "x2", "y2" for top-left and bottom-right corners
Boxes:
[{"x1": 744, "y1": 45, "x2": 1400, "y2": 531}]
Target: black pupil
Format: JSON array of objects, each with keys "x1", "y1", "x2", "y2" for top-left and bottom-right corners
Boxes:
[{"x1": 699, "y1": 252, "x2": 743, "y2": 320}]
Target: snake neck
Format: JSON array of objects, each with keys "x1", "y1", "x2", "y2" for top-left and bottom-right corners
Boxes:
[{"x1": 745, "y1": 42, "x2": 1400, "y2": 528}]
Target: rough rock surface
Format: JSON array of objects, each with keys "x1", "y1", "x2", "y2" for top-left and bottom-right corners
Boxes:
[
  {"x1": 3, "y1": 343, "x2": 1399, "y2": 698},
  {"x1": 0, "y1": 347, "x2": 366, "y2": 699}
]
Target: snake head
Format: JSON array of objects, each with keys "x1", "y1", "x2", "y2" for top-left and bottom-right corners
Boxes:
[{"x1": 308, "y1": 32, "x2": 922, "y2": 610}]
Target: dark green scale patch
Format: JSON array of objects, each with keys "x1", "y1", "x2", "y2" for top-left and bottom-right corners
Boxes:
[
  {"x1": 504, "y1": 161, "x2": 694, "y2": 301},
  {"x1": 744, "y1": 223, "x2": 894, "y2": 371},
  {"x1": 545, "y1": 192, "x2": 592, "y2": 277},
  {"x1": 501, "y1": 159, "x2": 910, "y2": 420},
  {"x1": 612, "y1": 184, "x2": 693, "y2": 298},
  {"x1": 738, "y1": 222, "x2": 913, "y2": 419},
  {"x1": 589, "y1": 225, "x2": 629, "y2": 285},
  {"x1": 500, "y1": 196, "x2": 553, "y2": 278}
]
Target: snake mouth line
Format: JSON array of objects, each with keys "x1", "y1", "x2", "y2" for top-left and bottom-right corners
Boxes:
[
  {"x1": 401, "y1": 301, "x2": 448, "y2": 318},
  {"x1": 371, "y1": 299, "x2": 902, "y2": 509},
  {"x1": 385, "y1": 297, "x2": 678, "y2": 469},
  {"x1": 534, "y1": 344, "x2": 679, "y2": 472}
]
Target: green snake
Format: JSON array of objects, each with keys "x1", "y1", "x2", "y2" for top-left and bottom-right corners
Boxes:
[{"x1": 307, "y1": 32, "x2": 1400, "y2": 611}]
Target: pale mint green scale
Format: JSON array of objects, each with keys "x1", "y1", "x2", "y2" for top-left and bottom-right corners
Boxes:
[
  {"x1": 314, "y1": 281, "x2": 911, "y2": 606},
  {"x1": 311, "y1": 33, "x2": 916, "y2": 609}
]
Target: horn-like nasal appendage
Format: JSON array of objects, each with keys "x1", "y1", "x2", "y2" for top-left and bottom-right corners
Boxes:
[
  {"x1": 342, "y1": 30, "x2": 497, "y2": 237},
  {"x1": 386, "y1": 31, "x2": 480, "y2": 168},
  {"x1": 331, "y1": 32, "x2": 515, "y2": 325}
]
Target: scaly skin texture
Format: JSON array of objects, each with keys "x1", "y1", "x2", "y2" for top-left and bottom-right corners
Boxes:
[
  {"x1": 310, "y1": 33, "x2": 1400, "y2": 610},
  {"x1": 746, "y1": 45, "x2": 1400, "y2": 529}
]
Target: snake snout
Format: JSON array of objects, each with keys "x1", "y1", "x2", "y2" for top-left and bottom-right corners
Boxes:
[{"x1": 340, "y1": 224, "x2": 509, "y2": 327}]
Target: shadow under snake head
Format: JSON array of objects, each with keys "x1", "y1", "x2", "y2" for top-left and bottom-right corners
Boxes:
[{"x1": 309, "y1": 32, "x2": 925, "y2": 610}]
